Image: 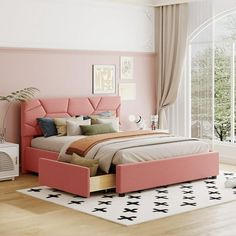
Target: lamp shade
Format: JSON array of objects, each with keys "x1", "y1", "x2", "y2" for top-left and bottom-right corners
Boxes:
[
  {"x1": 128, "y1": 114, "x2": 145, "y2": 130},
  {"x1": 128, "y1": 115, "x2": 142, "y2": 123},
  {"x1": 128, "y1": 114, "x2": 136, "y2": 122}
]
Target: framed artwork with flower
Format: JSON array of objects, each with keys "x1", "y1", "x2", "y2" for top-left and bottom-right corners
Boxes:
[{"x1": 120, "y1": 56, "x2": 134, "y2": 80}]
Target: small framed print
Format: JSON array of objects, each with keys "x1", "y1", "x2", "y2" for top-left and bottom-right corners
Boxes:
[
  {"x1": 120, "y1": 56, "x2": 134, "y2": 80},
  {"x1": 119, "y1": 83, "x2": 136, "y2": 100},
  {"x1": 92, "y1": 65, "x2": 116, "y2": 94}
]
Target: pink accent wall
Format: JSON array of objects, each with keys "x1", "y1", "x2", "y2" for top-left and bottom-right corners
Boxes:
[{"x1": 0, "y1": 48, "x2": 156, "y2": 143}]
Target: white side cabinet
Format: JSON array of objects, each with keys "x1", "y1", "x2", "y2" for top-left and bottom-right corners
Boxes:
[{"x1": 0, "y1": 142, "x2": 19, "y2": 181}]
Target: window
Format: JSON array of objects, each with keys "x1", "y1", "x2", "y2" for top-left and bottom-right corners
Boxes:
[{"x1": 190, "y1": 13, "x2": 236, "y2": 144}]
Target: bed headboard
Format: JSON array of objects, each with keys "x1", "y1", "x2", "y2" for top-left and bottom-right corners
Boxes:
[
  {"x1": 21, "y1": 96, "x2": 121, "y2": 138},
  {"x1": 21, "y1": 96, "x2": 120, "y2": 173}
]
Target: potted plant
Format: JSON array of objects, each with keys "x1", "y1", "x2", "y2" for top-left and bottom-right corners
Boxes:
[{"x1": 0, "y1": 87, "x2": 39, "y2": 143}]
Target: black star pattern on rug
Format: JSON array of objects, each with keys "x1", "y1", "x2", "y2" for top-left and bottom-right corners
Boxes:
[
  {"x1": 92, "y1": 208, "x2": 107, "y2": 212},
  {"x1": 208, "y1": 191, "x2": 220, "y2": 195},
  {"x1": 123, "y1": 208, "x2": 138, "y2": 213},
  {"x1": 153, "y1": 208, "x2": 168, "y2": 213},
  {"x1": 156, "y1": 190, "x2": 168, "y2": 194},
  {"x1": 128, "y1": 195, "x2": 141, "y2": 199},
  {"x1": 180, "y1": 202, "x2": 197, "y2": 207},
  {"x1": 210, "y1": 196, "x2": 222, "y2": 200},
  {"x1": 127, "y1": 201, "x2": 140, "y2": 206},
  {"x1": 27, "y1": 188, "x2": 42, "y2": 192},
  {"x1": 155, "y1": 196, "x2": 168, "y2": 200},
  {"x1": 180, "y1": 185, "x2": 193, "y2": 189},
  {"x1": 182, "y1": 191, "x2": 193, "y2": 194},
  {"x1": 98, "y1": 201, "x2": 112, "y2": 205},
  {"x1": 154, "y1": 202, "x2": 168, "y2": 206},
  {"x1": 183, "y1": 196, "x2": 195, "y2": 200},
  {"x1": 68, "y1": 200, "x2": 85, "y2": 205},
  {"x1": 204, "y1": 180, "x2": 215, "y2": 184},
  {"x1": 118, "y1": 216, "x2": 137, "y2": 221},
  {"x1": 46, "y1": 194, "x2": 61, "y2": 199},
  {"x1": 102, "y1": 195, "x2": 115, "y2": 199},
  {"x1": 206, "y1": 186, "x2": 218, "y2": 189},
  {"x1": 224, "y1": 173, "x2": 234, "y2": 176}
]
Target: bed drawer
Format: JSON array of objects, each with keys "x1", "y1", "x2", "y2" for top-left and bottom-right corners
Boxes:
[
  {"x1": 39, "y1": 158, "x2": 116, "y2": 197},
  {"x1": 90, "y1": 174, "x2": 115, "y2": 192}
]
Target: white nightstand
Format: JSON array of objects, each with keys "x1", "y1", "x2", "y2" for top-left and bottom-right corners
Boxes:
[{"x1": 0, "y1": 142, "x2": 19, "y2": 181}]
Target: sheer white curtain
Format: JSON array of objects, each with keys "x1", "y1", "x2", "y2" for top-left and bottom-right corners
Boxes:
[
  {"x1": 167, "y1": 0, "x2": 236, "y2": 146},
  {"x1": 167, "y1": 0, "x2": 214, "y2": 142}
]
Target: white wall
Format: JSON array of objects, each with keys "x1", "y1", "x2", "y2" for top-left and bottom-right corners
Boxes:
[{"x1": 0, "y1": 0, "x2": 154, "y2": 52}]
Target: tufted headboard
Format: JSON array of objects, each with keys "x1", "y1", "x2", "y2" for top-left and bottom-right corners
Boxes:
[{"x1": 21, "y1": 96, "x2": 120, "y2": 173}]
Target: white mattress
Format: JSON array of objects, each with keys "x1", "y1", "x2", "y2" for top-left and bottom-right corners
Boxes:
[{"x1": 31, "y1": 135, "x2": 86, "y2": 152}]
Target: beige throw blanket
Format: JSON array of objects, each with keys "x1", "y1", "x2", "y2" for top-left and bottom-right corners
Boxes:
[{"x1": 66, "y1": 130, "x2": 168, "y2": 157}]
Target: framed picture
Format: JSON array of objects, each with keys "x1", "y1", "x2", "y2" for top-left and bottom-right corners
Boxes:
[
  {"x1": 120, "y1": 56, "x2": 134, "y2": 80},
  {"x1": 119, "y1": 83, "x2": 136, "y2": 100},
  {"x1": 92, "y1": 65, "x2": 116, "y2": 94}
]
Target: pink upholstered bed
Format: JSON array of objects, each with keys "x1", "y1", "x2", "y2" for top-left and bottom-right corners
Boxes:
[{"x1": 21, "y1": 96, "x2": 219, "y2": 197}]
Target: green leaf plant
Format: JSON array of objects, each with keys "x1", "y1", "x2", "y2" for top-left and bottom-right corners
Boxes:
[{"x1": 0, "y1": 87, "x2": 39, "y2": 141}]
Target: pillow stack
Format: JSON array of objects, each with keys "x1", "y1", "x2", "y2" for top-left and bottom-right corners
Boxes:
[
  {"x1": 88, "y1": 112, "x2": 119, "y2": 132},
  {"x1": 37, "y1": 111, "x2": 119, "y2": 137}
]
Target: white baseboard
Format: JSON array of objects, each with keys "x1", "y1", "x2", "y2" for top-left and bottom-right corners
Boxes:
[
  {"x1": 214, "y1": 142, "x2": 236, "y2": 165},
  {"x1": 220, "y1": 155, "x2": 236, "y2": 165}
]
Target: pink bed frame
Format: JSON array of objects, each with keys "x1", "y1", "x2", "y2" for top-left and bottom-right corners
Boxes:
[{"x1": 21, "y1": 96, "x2": 219, "y2": 197}]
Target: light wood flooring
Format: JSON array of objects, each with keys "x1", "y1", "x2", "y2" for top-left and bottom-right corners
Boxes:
[{"x1": 1, "y1": 164, "x2": 236, "y2": 236}]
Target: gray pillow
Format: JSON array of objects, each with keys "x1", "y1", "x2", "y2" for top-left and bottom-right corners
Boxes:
[{"x1": 37, "y1": 117, "x2": 57, "y2": 137}]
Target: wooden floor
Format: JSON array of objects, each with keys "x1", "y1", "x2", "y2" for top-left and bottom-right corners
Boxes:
[{"x1": 1, "y1": 164, "x2": 236, "y2": 236}]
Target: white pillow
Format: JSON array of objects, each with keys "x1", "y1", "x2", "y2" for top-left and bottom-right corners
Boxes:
[
  {"x1": 67, "y1": 119, "x2": 91, "y2": 136},
  {"x1": 95, "y1": 117, "x2": 119, "y2": 132}
]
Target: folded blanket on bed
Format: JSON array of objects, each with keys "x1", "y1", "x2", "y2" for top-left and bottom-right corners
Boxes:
[{"x1": 66, "y1": 130, "x2": 168, "y2": 157}]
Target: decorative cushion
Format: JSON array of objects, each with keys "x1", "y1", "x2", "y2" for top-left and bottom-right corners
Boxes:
[
  {"x1": 80, "y1": 123, "x2": 117, "y2": 136},
  {"x1": 37, "y1": 117, "x2": 57, "y2": 137},
  {"x1": 95, "y1": 117, "x2": 119, "y2": 132},
  {"x1": 67, "y1": 119, "x2": 91, "y2": 136},
  {"x1": 88, "y1": 111, "x2": 116, "y2": 124},
  {"x1": 96, "y1": 111, "x2": 115, "y2": 117},
  {"x1": 70, "y1": 153, "x2": 99, "y2": 177},
  {"x1": 54, "y1": 117, "x2": 83, "y2": 136}
]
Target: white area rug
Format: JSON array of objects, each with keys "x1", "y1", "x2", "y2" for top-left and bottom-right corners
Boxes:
[{"x1": 17, "y1": 172, "x2": 236, "y2": 226}]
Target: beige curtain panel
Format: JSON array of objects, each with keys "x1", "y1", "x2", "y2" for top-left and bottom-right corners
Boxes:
[{"x1": 155, "y1": 4, "x2": 188, "y2": 129}]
